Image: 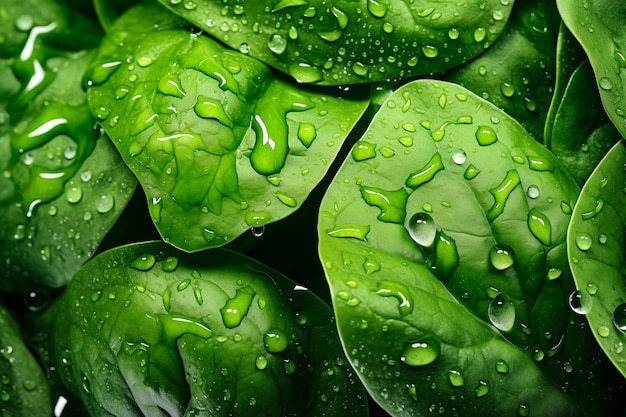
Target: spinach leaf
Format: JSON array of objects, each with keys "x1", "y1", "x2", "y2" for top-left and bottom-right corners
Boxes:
[
  {"x1": 319, "y1": 79, "x2": 623, "y2": 415},
  {"x1": 0, "y1": 303, "x2": 52, "y2": 416},
  {"x1": 86, "y1": 2, "x2": 368, "y2": 252},
  {"x1": 43, "y1": 241, "x2": 367, "y2": 416},
  {"x1": 445, "y1": 0, "x2": 560, "y2": 141},
  {"x1": 557, "y1": 0, "x2": 626, "y2": 137},
  {"x1": 567, "y1": 139, "x2": 626, "y2": 377},
  {"x1": 0, "y1": 0, "x2": 136, "y2": 292},
  {"x1": 158, "y1": 0, "x2": 514, "y2": 85},
  {"x1": 546, "y1": 59, "x2": 621, "y2": 185}
]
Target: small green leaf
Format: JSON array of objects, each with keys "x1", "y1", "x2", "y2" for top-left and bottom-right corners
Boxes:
[
  {"x1": 558, "y1": 0, "x2": 626, "y2": 137},
  {"x1": 568, "y1": 139, "x2": 626, "y2": 377},
  {"x1": 44, "y1": 241, "x2": 368, "y2": 417},
  {"x1": 158, "y1": 0, "x2": 515, "y2": 85},
  {"x1": 86, "y1": 2, "x2": 368, "y2": 252},
  {"x1": 0, "y1": 304, "x2": 52, "y2": 416}
]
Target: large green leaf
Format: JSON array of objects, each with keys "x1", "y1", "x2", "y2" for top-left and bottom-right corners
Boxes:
[
  {"x1": 318, "y1": 79, "x2": 623, "y2": 415},
  {"x1": 0, "y1": 0, "x2": 136, "y2": 292},
  {"x1": 43, "y1": 241, "x2": 367, "y2": 417},
  {"x1": 445, "y1": 0, "x2": 560, "y2": 141},
  {"x1": 557, "y1": 0, "x2": 626, "y2": 137},
  {"x1": 86, "y1": 2, "x2": 368, "y2": 252},
  {"x1": 0, "y1": 303, "x2": 52, "y2": 415},
  {"x1": 158, "y1": 0, "x2": 514, "y2": 85},
  {"x1": 567, "y1": 139, "x2": 626, "y2": 377}
]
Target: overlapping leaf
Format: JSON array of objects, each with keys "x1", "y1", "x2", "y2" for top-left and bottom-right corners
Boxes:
[
  {"x1": 159, "y1": 0, "x2": 514, "y2": 85},
  {"x1": 86, "y1": 2, "x2": 368, "y2": 252}
]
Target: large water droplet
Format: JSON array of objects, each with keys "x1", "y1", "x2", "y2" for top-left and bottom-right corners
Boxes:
[
  {"x1": 95, "y1": 194, "x2": 115, "y2": 214},
  {"x1": 528, "y1": 208, "x2": 551, "y2": 245},
  {"x1": 400, "y1": 337, "x2": 440, "y2": 366},
  {"x1": 376, "y1": 280, "x2": 414, "y2": 316},
  {"x1": 131, "y1": 254, "x2": 156, "y2": 271},
  {"x1": 406, "y1": 212, "x2": 437, "y2": 248},
  {"x1": 489, "y1": 244, "x2": 515, "y2": 270},
  {"x1": 575, "y1": 233, "x2": 593, "y2": 251},
  {"x1": 488, "y1": 293, "x2": 515, "y2": 332},
  {"x1": 475, "y1": 126, "x2": 498, "y2": 146},
  {"x1": 264, "y1": 329, "x2": 289, "y2": 353},
  {"x1": 568, "y1": 290, "x2": 590, "y2": 314},
  {"x1": 220, "y1": 286, "x2": 256, "y2": 328},
  {"x1": 268, "y1": 33, "x2": 287, "y2": 54},
  {"x1": 612, "y1": 303, "x2": 626, "y2": 332},
  {"x1": 447, "y1": 368, "x2": 465, "y2": 387}
]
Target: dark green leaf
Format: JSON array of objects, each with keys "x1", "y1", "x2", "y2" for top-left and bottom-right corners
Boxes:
[
  {"x1": 45, "y1": 241, "x2": 367, "y2": 417},
  {"x1": 0, "y1": 303, "x2": 52, "y2": 415},
  {"x1": 318, "y1": 79, "x2": 621, "y2": 415},
  {"x1": 445, "y1": 0, "x2": 560, "y2": 141},
  {"x1": 567, "y1": 139, "x2": 626, "y2": 377},
  {"x1": 0, "y1": 1, "x2": 136, "y2": 291},
  {"x1": 86, "y1": 2, "x2": 368, "y2": 252},
  {"x1": 158, "y1": 0, "x2": 514, "y2": 85},
  {"x1": 557, "y1": 0, "x2": 626, "y2": 137}
]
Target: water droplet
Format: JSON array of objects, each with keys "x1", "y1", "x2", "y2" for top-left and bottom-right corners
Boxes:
[
  {"x1": 473, "y1": 27, "x2": 486, "y2": 42},
  {"x1": 568, "y1": 290, "x2": 590, "y2": 314},
  {"x1": 352, "y1": 62, "x2": 369, "y2": 77},
  {"x1": 495, "y1": 359, "x2": 509, "y2": 374},
  {"x1": 289, "y1": 62, "x2": 323, "y2": 83},
  {"x1": 268, "y1": 33, "x2": 287, "y2": 54},
  {"x1": 95, "y1": 194, "x2": 115, "y2": 214},
  {"x1": 612, "y1": 303, "x2": 626, "y2": 332},
  {"x1": 575, "y1": 233, "x2": 593, "y2": 251},
  {"x1": 406, "y1": 212, "x2": 436, "y2": 247},
  {"x1": 422, "y1": 45, "x2": 439, "y2": 58},
  {"x1": 451, "y1": 149, "x2": 466, "y2": 165},
  {"x1": 598, "y1": 325, "x2": 610, "y2": 337},
  {"x1": 448, "y1": 28, "x2": 459, "y2": 40},
  {"x1": 363, "y1": 257, "x2": 380, "y2": 274},
  {"x1": 517, "y1": 404, "x2": 530, "y2": 417},
  {"x1": 405, "y1": 153, "x2": 444, "y2": 189},
  {"x1": 546, "y1": 267, "x2": 562, "y2": 280},
  {"x1": 245, "y1": 211, "x2": 272, "y2": 227},
  {"x1": 297, "y1": 123, "x2": 316, "y2": 147},
  {"x1": 351, "y1": 140, "x2": 377, "y2": 161},
  {"x1": 326, "y1": 224, "x2": 370, "y2": 240},
  {"x1": 137, "y1": 56, "x2": 153, "y2": 67},
  {"x1": 464, "y1": 164, "x2": 481, "y2": 180},
  {"x1": 264, "y1": 329, "x2": 288, "y2": 353},
  {"x1": 500, "y1": 82, "x2": 516, "y2": 98},
  {"x1": 367, "y1": 0, "x2": 388, "y2": 17},
  {"x1": 400, "y1": 337, "x2": 440, "y2": 366},
  {"x1": 131, "y1": 254, "x2": 156, "y2": 271},
  {"x1": 273, "y1": 191, "x2": 297, "y2": 207},
  {"x1": 251, "y1": 226, "x2": 265, "y2": 237},
  {"x1": 581, "y1": 198, "x2": 603, "y2": 220},
  {"x1": 255, "y1": 355, "x2": 268, "y2": 370},
  {"x1": 487, "y1": 170, "x2": 521, "y2": 221},
  {"x1": 599, "y1": 77, "x2": 613, "y2": 90},
  {"x1": 489, "y1": 244, "x2": 515, "y2": 270},
  {"x1": 220, "y1": 286, "x2": 256, "y2": 328},
  {"x1": 528, "y1": 208, "x2": 551, "y2": 245},
  {"x1": 376, "y1": 280, "x2": 414, "y2": 316},
  {"x1": 447, "y1": 368, "x2": 465, "y2": 387},
  {"x1": 488, "y1": 293, "x2": 515, "y2": 332},
  {"x1": 65, "y1": 185, "x2": 83, "y2": 203},
  {"x1": 475, "y1": 125, "x2": 498, "y2": 146},
  {"x1": 475, "y1": 380, "x2": 490, "y2": 398},
  {"x1": 526, "y1": 185, "x2": 540, "y2": 199}
]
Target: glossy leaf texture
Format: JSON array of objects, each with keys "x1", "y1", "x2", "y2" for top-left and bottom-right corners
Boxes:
[
  {"x1": 545, "y1": 59, "x2": 621, "y2": 185},
  {"x1": 42, "y1": 241, "x2": 368, "y2": 417},
  {"x1": 0, "y1": 0, "x2": 137, "y2": 292},
  {"x1": 158, "y1": 0, "x2": 514, "y2": 85},
  {"x1": 567, "y1": 140, "x2": 626, "y2": 377},
  {"x1": 85, "y1": 2, "x2": 369, "y2": 252},
  {"x1": 444, "y1": 0, "x2": 560, "y2": 141},
  {"x1": 557, "y1": 0, "x2": 626, "y2": 137},
  {"x1": 319, "y1": 80, "x2": 624, "y2": 415},
  {"x1": 0, "y1": 304, "x2": 52, "y2": 415}
]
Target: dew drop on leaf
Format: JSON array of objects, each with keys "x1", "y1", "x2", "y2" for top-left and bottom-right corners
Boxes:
[
  {"x1": 406, "y1": 212, "x2": 436, "y2": 248},
  {"x1": 612, "y1": 303, "x2": 626, "y2": 332},
  {"x1": 130, "y1": 253, "x2": 156, "y2": 271},
  {"x1": 475, "y1": 380, "x2": 490, "y2": 398},
  {"x1": 575, "y1": 232, "x2": 593, "y2": 251},
  {"x1": 264, "y1": 329, "x2": 288, "y2": 353},
  {"x1": 568, "y1": 290, "x2": 590, "y2": 315},
  {"x1": 489, "y1": 244, "x2": 515, "y2": 270},
  {"x1": 400, "y1": 337, "x2": 440, "y2": 367},
  {"x1": 447, "y1": 368, "x2": 465, "y2": 387},
  {"x1": 488, "y1": 293, "x2": 515, "y2": 332}
]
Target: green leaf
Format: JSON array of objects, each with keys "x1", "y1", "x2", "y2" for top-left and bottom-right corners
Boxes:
[
  {"x1": 158, "y1": 0, "x2": 515, "y2": 85},
  {"x1": 86, "y1": 2, "x2": 368, "y2": 252},
  {"x1": 567, "y1": 139, "x2": 626, "y2": 377},
  {"x1": 0, "y1": 303, "x2": 52, "y2": 415},
  {"x1": 546, "y1": 59, "x2": 621, "y2": 185},
  {"x1": 318, "y1": 79, "x2": 621, "y2": 415},
  {"x1": 45, "y1": 241, "x2": 368, "y2": 417},
  {"x1": 0, "y1": 1, "x2": 136, "y2": 291},
  {"x1": 445, "y1": 0, "x2": 560, "y2": 141},
  {"x1": 557, "y1": 0, "x2": 626, "y2": 137}
]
